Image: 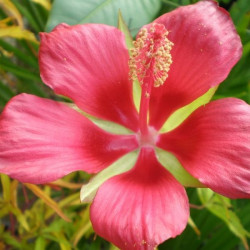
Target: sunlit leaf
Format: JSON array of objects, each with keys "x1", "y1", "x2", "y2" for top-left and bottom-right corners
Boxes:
[
  {"x1": 53, "y1": 232, "x2": 72, "y2": 250},
  {"x1": 0, "y1": 0, "x2": 23, "y2": 27},
  {"x1": 1, "y1": 174, "x2": 11, "y2": 201},
  {"x1": 32, "y1": 0, "x2": 51, "y2": 11},
  {"x1": 109, "y1": 245, "x2": 120, "y2": 250},
  {"x1": 45, "y1": 193, "x2": 80, "y2": 221},
  {"x1": 10, "y1": 179, "x2": 18, "y2": 207},
  {"x1": 51, "y1": 179, "x2": 82, "y2": 189},
  {"x1": 25, "y1": 183, "x2": 71, "y2": 222},
  {"x1": 188, "y1": 217, "x2": 201, "y2": 236},
  {"x1": 0, "y1": 201, "x2": 9, "y2": 217},
  {"x1": 1, "y1": 232, "x2": 22, "y2": 248},
  {"x1": 72, "y1": 206, "x2": 92, "y2": 246},
  {"x1": 0, "y1": 25, "x2": 39, "y2": 43},
  {"x1": 8, "y1": 205, "x2": 30, "y2": 231},
  {"x1": 35, "y1": 237, "x2": 46, "y2": 250}
]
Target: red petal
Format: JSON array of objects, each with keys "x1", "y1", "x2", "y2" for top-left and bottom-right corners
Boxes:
[
  {"x1": 149, "y1": 1, "x2": 242, "y2": 129},
  {"x1": 90, "y1": 148, "x2": 189, "y2": 249},
  {"x1": 157, "y1": 98, "x2": 250, "y2": 198},
  {"x1": 0, "y1": 94, "x2": 138, "y2": 183},
  {"x1": 39, "y1": 23, "x2": 138, "y2": 131}
]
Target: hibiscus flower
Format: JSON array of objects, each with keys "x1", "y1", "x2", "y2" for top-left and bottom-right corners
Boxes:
[{"x1": 0, "y1": 0, "x2": 249, "y2": 249}]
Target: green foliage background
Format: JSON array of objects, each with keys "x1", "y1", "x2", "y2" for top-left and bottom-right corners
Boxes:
[{"x1": 0, "y1": 0, "x2": 249, "y2": 249}]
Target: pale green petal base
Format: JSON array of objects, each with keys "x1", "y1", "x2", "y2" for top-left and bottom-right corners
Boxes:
[
  {"x1": 80, "y1": 150, "x2": 139, "y2": 203},
  {"x1": 66, "y1": 103, "x2": 133, "y2": 135},
  {"x1": 160, "y1": 87, "x2": 217, "y2": 133},
  {"x1": 118, "y1": 11, "x2": 141, "y2": 113},
  {"x1": 156, "y1": 148, "x2": 204, "y2": 187}
]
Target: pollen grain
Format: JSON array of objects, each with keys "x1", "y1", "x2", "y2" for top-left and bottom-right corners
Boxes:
[{"x1": 129, "y1": 23, "x2": 173, "y2": 88}]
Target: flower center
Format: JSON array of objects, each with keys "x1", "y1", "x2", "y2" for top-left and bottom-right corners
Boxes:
[
  {"x1": 129, "y1": 23, "x2": 173, "y2": 136},
  {"x1": 137, "y1": 126, "x2": 158, "y2": 147}
]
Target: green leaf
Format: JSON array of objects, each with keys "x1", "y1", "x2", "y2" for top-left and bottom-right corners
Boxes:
[
  {"x1": 188, "y1": 217, "x2": 201, "y2": 236},
  {"x1": 0, "y1": 61, "x2": 41, "y2": 82},
  {"x1": 35, "y1": 237, "x2": 46, "y2": 250},
  {"x1": 72, "y1": 217, "x2": 92, "y2": 246},
  {"x1": 0, "y1": 81, "x2": 14, "y2": 106},
  {"x1": 25, "y1": 183, "x2": 71, "y2": 222},
  {"x1": 12, "y1": 0, "x2": 41, "y2": 32},
  {"x1": 80, "y1": 150, "x2": 139, "y2": 202},
  {"x1": 8, "y1": 205, "x2": 30, "y2": 231},
  {"x1": 1, "y1": 174, "x2": 11, "y2": 202},
  {"x1": 0, "y1": 39, "x2": 38, "y2": 68},
  {"x1": 197, "y1": 188, "x2": 250, "y2": 249},
  {"x1": 155, "y1": 148, "x2": 204, "y2": 187},
  {"x1": 46, "y1": 0, "x2": 162, "y2": 36},
  {"x1": 1, "y1": 232, "x2": 22, "y2": 249},
  {"x1": 160, "y1": 86, "x2": 217, "y2": 133}
]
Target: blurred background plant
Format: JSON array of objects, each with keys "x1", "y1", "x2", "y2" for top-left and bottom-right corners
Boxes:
[{"x1": 0, "y1": 0, "x2": 249, "y2": 249}]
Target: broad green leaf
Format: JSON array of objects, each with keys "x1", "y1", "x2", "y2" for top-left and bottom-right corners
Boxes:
[
  {"x1": 46, "y1": 0, "x2": 161, "y2": 36},
  {"x1": 160, "y1": 86, "x2": 217, "y2": 133},
  {"x1": 156, "y1": 148, "x2": 204, "y2": 187},
  {"x1": 80, "y1": 150, "x2": 138, "y2": 202},
  {"x1": 198, "y1": 188, "x2": 250, "y2": 249},
  {"x1": 118, "y1": 10, "x2": 141, "y2": 113},
  {"x1": 25, "y1": 183, "x2": 71, "y2": 222}
]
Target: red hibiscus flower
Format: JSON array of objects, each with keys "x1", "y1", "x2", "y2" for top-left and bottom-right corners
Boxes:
[{"x1": 0, "y1": 1, "x2": 249, "y2": 249}]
